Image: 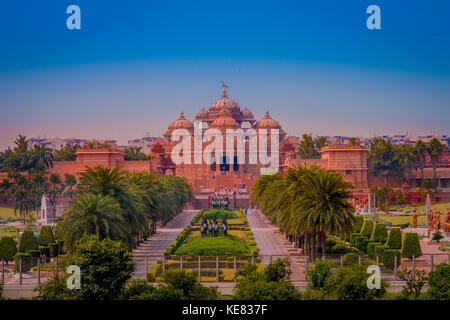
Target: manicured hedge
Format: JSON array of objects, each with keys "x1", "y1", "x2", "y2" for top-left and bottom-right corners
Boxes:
[
  {"x1": 331, "y1": 244, "x2": 359, "y2": 254},
  {"x1": 360, "y1": 220, "x2": 374, "y2": 238},
  {"x1": 367, "y1": 242, "x2": 382, "y2": 259},
  {"x1": 0, "y1": 236, "x2": 17, "y2": 261},
  {"x1": 371, "y1": 223, "x2": 388, "y2": 243},
  {"x1": 361, "y1": 238, "x2": 371, "y2": 253},
  {"x1": 38, "y1": 226, "x2": 55, "y2": 246},
  {"x1": 353, "y1": 216, "x2": 364, "y2": 233},
  {"x1": 147, "y1": 263, "x2": 163, "y2": 282},
  {"x1": 350, "y1": 234, "x2": 367, "y2": 251},
  {"x1": 381, "y1": 249, "x2": 401, "y2": 270},
  {"x1": 343, "y1": 253, "x2": 359, "y2": 266},
  {"x1": 386, "y1": 227, "x2": 402, "y2": 249},
  {"x1": 49, "y1": 243, "x2": 59, "y2": 258},
  {"x1": 374, "y1": 245, "x2": 386, "y2": 259},
  {"x1": 401, "y1": 232, "x2": 422, "y2": 260},
  {"x1": 19, "y1": 230, "x2": 38, "y2": 253},
  {"x1": 14, "y1": 252, "x2": 32, "y2": 272}
]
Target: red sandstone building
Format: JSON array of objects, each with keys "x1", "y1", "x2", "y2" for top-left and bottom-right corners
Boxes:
[{"x1": 2, "y1": 87, "x2": 449, "y2": 208}]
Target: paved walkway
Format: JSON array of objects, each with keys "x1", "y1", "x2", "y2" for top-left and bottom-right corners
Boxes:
[
  {"x1": 246, "y1": 209, "x2": 305, "y2": 281},
  {"x1": 132, "y1": 210, "x2": 198, "y2": 279}
]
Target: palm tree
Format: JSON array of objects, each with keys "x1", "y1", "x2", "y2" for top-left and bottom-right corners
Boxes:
[
  {"x1": 414, "y1": 140, "x2": 427, "y2": 186},
  {"x1": 64, "y1": 193, "x2": 128, "y2": 251},
  {"x1": 369, "y1": 138, "x2": 401, "y2": 187},
  {"x1": 291, "y1": 167, "x2": 355, "y2": 259},
  {"x1": 426, "y1": 138, "x2": 444, "y2": 187},
  {"x1": 13, "y1": 135, "x2": 28, "y2": 154},
  {"x1": 63, "y1": 174, "x2": 77, "y2": 199},
  {"x1": 398, "y1": 144, "x2": 417, "y2": 185},
  {"x1": 78, "y1": 166, "x2": 148, "y2": 247},
  {"x1": 31, "y1": 144, "x2": 54, "y2": 171}
]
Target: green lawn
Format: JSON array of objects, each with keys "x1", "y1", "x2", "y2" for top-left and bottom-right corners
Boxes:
[
  {"x1": 378, "y1": 214, "x2": 445, "y2": 226},
  {"x1": 0, "y1": 206, "x2": 16, "y2": 218},
  {"x1": 174, "y1": 234, "x2": 250, "y2": 255}
]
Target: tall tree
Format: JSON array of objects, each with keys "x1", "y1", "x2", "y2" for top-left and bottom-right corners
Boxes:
[
  {"x1": 369, "y1": 138, "x2": 401, "y2": 187},
  {"x1": 414, "y1": 140, "x2": 427, "y2": 187},
  {"x1": 398, "y1": 144, "x2": 417, "y2": 185},
  {"x1": 426, "y1": 138, "x2": 444, "y2": 187}
]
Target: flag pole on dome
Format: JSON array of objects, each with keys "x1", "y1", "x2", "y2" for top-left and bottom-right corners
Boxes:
[{"x1": 221, "y1": 80, "x2": 229, "y2": 89}]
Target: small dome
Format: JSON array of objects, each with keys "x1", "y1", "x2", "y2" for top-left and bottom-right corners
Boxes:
[
  {"x1": 208, "y1": 87, "x2": 240, "y2": 112},
  {"x1": 195, "y1": 108, "x2": 209, "y2": 119},
  {"x1": 168, "y1": 110, "x2": 194, "y2": 130},
  {"x1": 256, "y1": 109, "x2": 282, "y2": 129},
  {"x1": 241, "y1": 107, "x2": 254, "y2": 120},
  {"x1": 210, "y1": 107, "x2": 239, "y2": 129}
]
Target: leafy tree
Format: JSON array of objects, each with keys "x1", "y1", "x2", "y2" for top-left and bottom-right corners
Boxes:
[
  {"x1": 64, "y1": 174, "x2": 77, "y2": 199},
  {"x1": 69, "y1": 235, "x2": 134, "y2": 300},
  {"x1": 19, "y1": 230, "x2": 38, "y2": 252},
  {"x1": 0, "y1": 236, "x2": 17, "y2": 263},
  {"x1": 34, "y1": 274, "x2": 75, "y2": 300},
  {"x1": 297, "y1": 134, "x2": 327, "y2": 159},
  {"x1": 233, "y1": 259, "x2": 301, "y2": 300},
  {"x1": 326, "y1": 264, "x2": 389, "y2": 300},
  {"x1": 427, "y1": 263, "x2": 450, "y2": 300},
  {"x1": 414, "y1": 140, "x2": 427, "y2": 186},
  {"x1": 426, "y1": 138, "x2": 444, "y2": 186},
  {"x1": 398, "y1": 268, "x2": 427, "y2": 299},
  {"x1": 398, "y1": 144, "x2": 417, "y2": 185},
  {"x1": 306, "y1": 259, "x2": 332, "y2": 290},
  {"x1": 369, "y1": 138, "x2": 401, "y2": 187},
  {"x1": 124, "y1": 147, "x2": 152, "y2": 161},
  {"x1": 416, "y1": 177, "x2": 439, "y2": 200},
  {"x1": 162, "y1": 270, "x2": 219, "y2": 300},
  {"x1": 53, "y1": 143, "x2": 79, "y2": 161},
  {"x1": 38, "y1": 226, "x2": 55, "y2": 246}
]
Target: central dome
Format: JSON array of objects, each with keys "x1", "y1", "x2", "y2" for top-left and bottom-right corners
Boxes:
[{"x1": 208, "y1": 87, "x2": 240, "y2": 112}]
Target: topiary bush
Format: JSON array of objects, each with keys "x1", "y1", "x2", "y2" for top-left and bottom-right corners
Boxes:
[
  {"x1": 386, "y1": 227, "x2": 402, "y2": 249},
  {"x1": 381, "y1": 249, "x2": 401, "y2": 270},
  {"x1": 325, "y1": 238, "x2": 338, "y2": 253},
  {"x1": 374, "y1": 245, "x2": 386, "y2": 260},
  {"x1": 49, "y1": 243, "x2": 59, "y2": 258},
  {"x1": 14, "y1": 252, "x2": 32, "y2": 272},
  {"x1": 331, "y1": 244, "x2": 359, "y2": 254},
  {"x1": 38, "y1": 226, "x2": 55, "y2": 246},
  {"x1": 371, "y1": 223, "x2": 388, "y2": 243},
  {"x1": 353, "y1": 216, "x2": 364, "y2": 233},
  {"x1": 350, "y1": 235, "x2": 367, "y2": 251},
  {"x1": 343, "y1": 253, "x2": 359, "y2": 266},
  {"x1": 55, "y1": 220, "x2": 66, "y2": 240},
  {"x1": 19, "y1": 230, "x2": 38, "y2": 253},
  {"x1": 360, "y1": 220, "x2": 373, "y2": 238},
  {"x1": 366, "y1": 242, "x2": 382, "y2": 259},
  {"x1": 401, "y1": 232, "x2": 422, "y2": 260},
  {"x1": 0, "y1": 236, "x2": 17, "y2": 263},
  {"x1": 361, "y1": 238, "x2": 371, "y2": 253}
]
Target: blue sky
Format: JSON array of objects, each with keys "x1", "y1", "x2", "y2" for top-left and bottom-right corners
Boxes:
[{"x1": 0, "y1": 0, "x2": 449, "y2": 149}]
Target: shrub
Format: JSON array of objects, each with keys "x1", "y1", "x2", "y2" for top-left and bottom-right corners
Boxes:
[
  {"x1": 366, "y1": 242, "x2": 382, "y2": 259},
  {"x1": 14, "y1": 252, "x2": 32, "y2": 272},
  {"x1": 361, "y1": 238, "x2": 371, "y2": 253},
  {"x1": 19, "y1": 230, "x2": 38, "y2": 252},
  {"x1": 350, "y1": 235, "x2": 367, "y2": 251},
  {"x1": 353, "y1": 216, "x2": 364, "y2": 233},
  {"x1": 39, "y1": 246, "x2": 50, "y2": 260},
  {"x1": 331, "y1": 244, "x2": 358, "y2": 254},
  {"x1": 325, "y1": 238, "x2": 337, "y2": 253},
  {"x1": 360, "y1": 220, "x2": 373, "y2": 238},
  {"x1": 326, "y1": 264, "x2": 389, "y2": 300},
  {"x1": 49, "y1": 243, "x2": 59, "y2": 258},
  {"x1": 386, "y1": 227, "x2": 402, "y2": 249},
  {"x1": 371, "y1": 223, "x2": 388, "y2": 243},
  {"x1": 55, "y1": 220, "x2": 66, "y2": 240},
  {"x1": 427, "y1": 263, "x2": 450, "y2": 300},
  {"x1": 70, "y1": 235, "x2": 134, "y2": 300},
  {"x1": 147, "y1": 263, "x2": 163, "y2": 282},
  {"x1": 343, "y1": 253, "x2": 359, "y2": 266},
  {"x1": 401, "y1": 233, "x2": 422, "y2": 260},
  {"x1": 0, "y1": 236, "x2": 17, "y2": 262},
  {"x1": 374, "y1": 245, "x2": 386, "y2": 258},
  {"x1": 431, "y1": 232, "x2": 444, "y2": 243},
  {"x1": 38, "y1": 226, "x2": 55, "y2": 246},
  {"x1": 307, "y1": 259, "x2": 332, "y2": 289},
  {"x1": 381, "y1": 249, "x2": 401, "y2": 270},
  {"x1": 174, "y1": 235, "x2": 249, "y2": 256}
]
